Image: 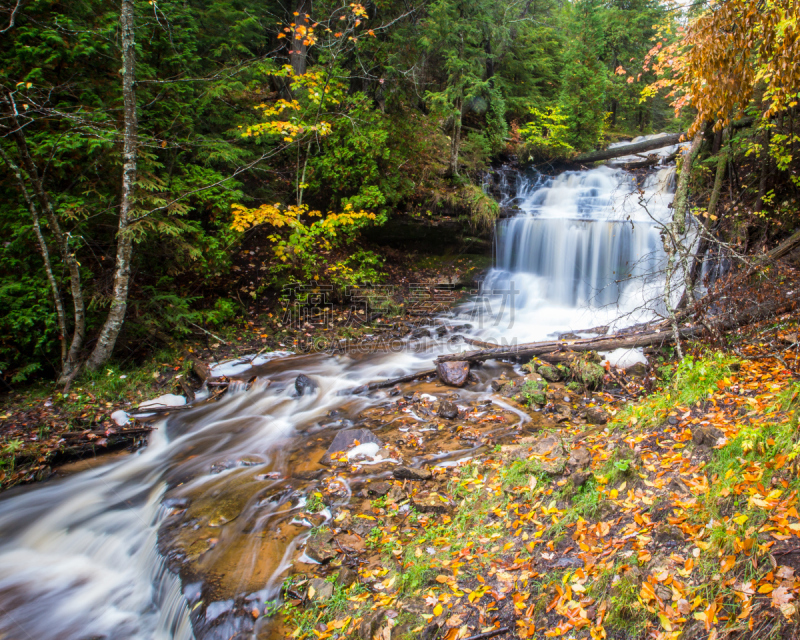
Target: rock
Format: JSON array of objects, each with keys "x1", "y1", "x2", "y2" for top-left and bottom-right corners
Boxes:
[
  {"x1": 551, "y1": 556, "x2": 583, "y2": 568},
  {"x1": 437, "y1": 400, "x2": 459, "y2": 419},
  {"x1": 365, "y1": 481, "x2": 391, "y2": 497},
  {"x1": 336, "y1": 566, "x2": 358, "y2": 587},
  {"x1": 692, "y1": 426, "x2": 725, "y2": 447},
  {"x1": 387, "y1": 485, "x2": 405, "y2": 503},
  {"x1": 291, "y1": 469, "x2": 325, "y2": 481},
  {"x1": 320, "y1": 428, "x2": 383, "y2": 466},
  {"x1": 559, "y1": 332, "x2": 581, "y2": 340},
  {"x1": 393, "y1": 466, "x2": 433, "y2": 481},
  {"x1": 568, "y1": 447, "x2": 591, "y2": 470},
  {"x1": 654, "y1": 524, "x2": 684, "y2": 547},
  {"x1": 411, "y1": 327, "x2": 432, "y2": 339},
  {"x1": 295, "y1": 374, "x2": 318, "y2": 396},
  {"x1": 411, "y1": 490, "x2": 453, "y2": 514},
  {"x1": 436, "y1": 361, "x2": 470, "y2": 387},
  {"x1": 530, "y1": 434, "x2": 563, "y2": 457},
  {"x1": 308, "y1": 577, "x2": 334, "y2": 601},
  {"x1": 538, "y1": 365, "x2": 562, "y2": 382},
  {"x1": 569, "y1": 354, "x2": 605, "y2": 390},
  {"x1": 359, "y1": 610, "x2": 386, "y2": 640},
  {"x1": 517, "y1": 379, "x2": 548, "y2": 405},
  {"x1": 626, "y1": 362, "x2": 648, "y2": 378},
  {"x1": 305, "y1": 533, "x2": 337, "y2": 564},
  {"x1": 585, "y1": 406, "x2": 609, "y2": 425},
  {"x1": 570, "y1": 471, "x2": 591, "y2": 488}
]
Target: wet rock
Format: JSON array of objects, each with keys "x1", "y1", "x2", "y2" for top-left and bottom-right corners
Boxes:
[
  {"x1": 559, "y1": 332, "x2": 581, "y2": 340},
  {"x1": 393, "y1": 466, "x2": 433, "y2": 481},
  {"x1": 295, "y1": 374, "x2": 318, "y2": 396},
  {"x1": 411, "y1": 327, "x2": 432, "y2": 339},
  {"x1": 437, "y1": 361, "x2": 470, "y2": 387},
  {"x1": 626, "y1": 362, "x2": 648, "y2": 378},
  {"x1": 305, "y1": 532, "x2": 337, "y2": 564},
  {"x1": 349, "y1": 519, "x2": 376, "y2": 537},
  {"x1": 667, "y1": 415, "x2": 679, "y2": 426},
  {"x1": 320, "y1": 428, "x2": 383, "y2": 466},
  {"x1": 434, "y1": 325, "x2": 448, "y2": 337},
  {"x1": 359, "y1": 610, "x2": 386, "y2": 640},
  {"x1": 538, "y1": 365, "x2": 562, "y2": 382},
  {"x1": 336, "y1": 566, "x2": 358, "y2": 587},
  {"x1": 437, "y1": 400, "x2": 459, "y2": 419},
  {"x1": 585, "y1": 406, "x2": 609, "y2": 425},
  {"x1": 308, "y1": 578, "x2": 334, "y2": 601},
  {"x1": 365, "y1": 481, "x2": 391, "y2": 497},
  {"x1": 692, "y1": 426, "x2": 725, "y2": 447},
  {"x1": 411, "y1": 490, "x2": 453, "y2": 514},
  {"x1": 568, "y1": 447, "x2": 591, "y2": 470}
]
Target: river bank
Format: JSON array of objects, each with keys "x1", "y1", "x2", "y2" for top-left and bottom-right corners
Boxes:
[{"x1": 275, "y1": 309, "x2": 800, "y2": 640}]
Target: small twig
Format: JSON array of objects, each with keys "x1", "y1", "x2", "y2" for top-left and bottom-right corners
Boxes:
[{"x1": 189, "y1": 322, "x2": 229, "y2": 345}]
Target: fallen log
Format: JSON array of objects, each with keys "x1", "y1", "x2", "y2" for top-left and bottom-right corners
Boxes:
[
  {"x1": 436, "y1": 328, "x2": 694, "y2": 365},
  {"x1": 574, "y1": 133, "x2": 685, "y2": 164}
]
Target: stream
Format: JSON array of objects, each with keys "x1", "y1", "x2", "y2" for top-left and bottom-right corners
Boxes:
[{"x1": 0, "y1": 155, "x2": 680, "y2": 640}]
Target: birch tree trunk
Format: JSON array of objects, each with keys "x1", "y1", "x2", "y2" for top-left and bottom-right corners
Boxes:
[{"x1": 86, "y1": 0, "x2": 138, "y2": 370}]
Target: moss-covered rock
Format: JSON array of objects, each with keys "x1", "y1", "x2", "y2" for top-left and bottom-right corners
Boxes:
[
  {"x1": 537, "y1": 364, "x2": 562, "y2": 382},
  {"x1": 569, "y1": 352, "x2": 605, "y2": 390}
]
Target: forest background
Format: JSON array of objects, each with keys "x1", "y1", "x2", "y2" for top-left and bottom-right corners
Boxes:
[{"x1": 0, "y1": 0, "x2": 797, "y2": 388}]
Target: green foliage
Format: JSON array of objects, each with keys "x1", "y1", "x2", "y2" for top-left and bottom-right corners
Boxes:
[{"x1": 518, "y1": 107, "x2": 575, "y2": 158}]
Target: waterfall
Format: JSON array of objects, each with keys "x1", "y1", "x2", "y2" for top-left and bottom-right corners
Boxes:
[{"x1": 479, "y1": 164, "x2": 678, "y2": 339}]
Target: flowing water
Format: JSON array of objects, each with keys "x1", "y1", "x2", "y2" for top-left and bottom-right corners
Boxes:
[{"x1": 0, "y1": 160, "x2": 678, "y2": 640}]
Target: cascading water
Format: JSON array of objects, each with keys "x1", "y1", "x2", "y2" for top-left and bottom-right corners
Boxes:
[
  {"x1": 0, "y1": 156, "x2": 682, "y2": 639},
  {"x1": 480, "y1": 164, "x2": 677, "y2": 339}
]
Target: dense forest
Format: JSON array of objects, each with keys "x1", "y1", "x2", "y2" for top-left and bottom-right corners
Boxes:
[{"x1": 0, "y1": 0, "x2": 690, "y2": 385}]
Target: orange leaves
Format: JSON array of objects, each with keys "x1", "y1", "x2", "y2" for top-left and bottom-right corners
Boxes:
[{"x1": 720, "y1": 555, "x2": 736, "y2": 573}]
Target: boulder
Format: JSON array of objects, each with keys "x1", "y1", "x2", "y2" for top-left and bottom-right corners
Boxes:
[
  {"x1": 295, "y1": 374, "x2": 318, "y2": 396},
  {"x1": 320, "y1": 428, "x2": 382, "y2": 466},
  {"x1": 437, "y1": 361, "x2": 470, "y2": 387},
  {"x1": 585, "y1": 406, "x2": 610, "y2": 425},
  {"x1": 393, "y1": 466, "x2": 432, "y2": 481},
  {"x1": 437, "y1": 400, "x2": 459, "y2": 420},
  {"x1": 411, "y1": 327, "x2": 432, "y2": 339},
  {"x1": 365, "y1": 481, "x2": 391, "y2": 497},
  {"x1": 308, "y1": 578, "x2": 334, "y2": 601}
]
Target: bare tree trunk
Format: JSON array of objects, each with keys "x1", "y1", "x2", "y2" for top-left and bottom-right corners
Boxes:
[
  {"x1": 707, "y1": 129, "x2": 729, "y2": 221},
  {"x1": 0, "y1": 145, "x2": 68, "y2": 368},
  {"x1": 86, "y1": 0, "x2": 138, "y2": 370}
]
